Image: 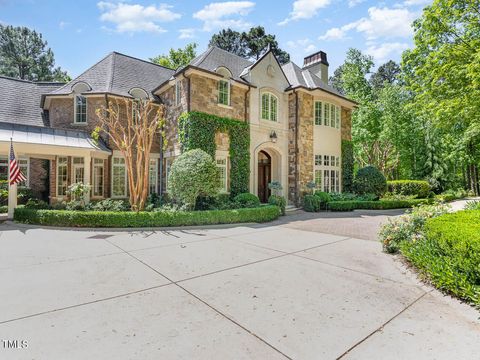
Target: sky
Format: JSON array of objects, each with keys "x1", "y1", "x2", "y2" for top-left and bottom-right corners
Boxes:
[{"x1": 0, "y1": 0, "x2": 431, "y2": 78}]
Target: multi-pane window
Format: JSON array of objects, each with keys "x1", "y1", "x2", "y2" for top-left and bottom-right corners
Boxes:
[
  {"x1": 216, "y1": 157, "x2": 228, "y2": 193},
  {"x1": 57, "y1": 157, "x2": 68, "y2": 196},
  {"x1": 72, "y1": 157, "x2": 84, "y2": 184},
  {"x1": 93, "y1": 159, "x2": 104, "y2": 197},
  {"x1": 132, "y1": 99, "x2": 140, "y2": 123},
  {"x1": 0, "y1": 157, "x2": 28, "y2": 187},
  {"x1": 218, "y1": 80, "x2": 230, "y2": 106},
  {"x1": 165, "y1": 158, "x2": 172, "y2": 191},
  {"x1": 112, "y1": 157, "x2": 127, "y2": 197},
  {"x1": 315, "y1": 101, "x2": 340, "y2": 129},
  {"x1": 149, "y1": 158, "x2": 158, "y2": 195},
  {"x1": 175, "y1": 80, "x2": 181, "y2": 106},
  {"x1": 261, "y1": 92, "x2": 278, "y2": 121},
  {"x1": 314, "y1": 154, "x2": 340, "y2": 192},
  {"x1": 74, "y1": 95, "x2": 87, "y2": 123}
]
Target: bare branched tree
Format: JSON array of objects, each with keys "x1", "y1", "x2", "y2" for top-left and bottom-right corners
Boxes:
[{"x1": 95, "y1": 97, "x2": 165, "y2": 211}]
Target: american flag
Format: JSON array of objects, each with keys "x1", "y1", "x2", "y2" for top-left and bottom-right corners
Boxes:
[{"x1": 9, "y1": 142, "x2": 26, "y2": 186}]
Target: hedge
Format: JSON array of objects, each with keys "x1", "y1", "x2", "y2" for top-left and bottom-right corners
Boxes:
[
  {"x1": 387, "y1": 180, "x2": 431, "y2": 198},
  {"x1": 401, "y1": 210, "x2": 480, "y2": 306},
  {"x1": 328, "y1": 199, "x2": 432, "y2": 211},
  {"x1": 14, "y1": 206, "x2": 281, "y2": 228}
]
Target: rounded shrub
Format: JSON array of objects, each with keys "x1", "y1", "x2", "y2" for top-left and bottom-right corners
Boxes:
[
  {"x1": 268, "y1": 195, "x2": 286, "y2": 215},
  {"x1": 303, "y1": 195, "x2": 321, "y2": 212},
  {"x1": 387, "y1": 180, "x2": 431, "y2": 199},
  {"x1": 353, "y1": 166, "x2": 387, "y2": 197},
  {"x1": 234, "y1": 193, "x2": 261, "y2": 208},
  {"x1": 168, "y1": 149, "x2": 219, "y2": 210}
]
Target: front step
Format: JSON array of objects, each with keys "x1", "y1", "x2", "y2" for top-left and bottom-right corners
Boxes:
[{"x1": 285, "y1": 205, "x2": 301, "y2": 212}]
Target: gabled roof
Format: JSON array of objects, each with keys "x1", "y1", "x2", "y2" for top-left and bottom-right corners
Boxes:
[
  {"x1": 48, "y1": 52, "x2": 175, "y2": 98},
  {"x1": 0, "y1": 76, "x2": 64, "y2": 127}
]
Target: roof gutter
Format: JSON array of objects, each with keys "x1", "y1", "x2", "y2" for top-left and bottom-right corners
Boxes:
[{"x1": 287, "y1": 85, "x2": 358, "y2": 106}]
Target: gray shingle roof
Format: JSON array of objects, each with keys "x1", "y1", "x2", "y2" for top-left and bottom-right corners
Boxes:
[
  {"x1": 49, "y1": 52, "x2": 175, "y2": 98},
  {"x1": 0, "y1": 76, "x2": 63, "y2": 127}
]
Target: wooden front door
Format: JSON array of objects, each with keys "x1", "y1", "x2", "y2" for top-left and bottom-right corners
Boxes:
[{"x1": 258, "y1": 151, "x2": 271, "y2": 203}]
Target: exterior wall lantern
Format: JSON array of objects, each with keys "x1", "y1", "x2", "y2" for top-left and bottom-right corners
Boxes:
[{"x1": 269, "y1": 130, "x2": 277, "y2": 143}]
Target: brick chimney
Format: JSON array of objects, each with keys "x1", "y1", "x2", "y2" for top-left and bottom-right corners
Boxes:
[{"x1": 303, "y1": 50, "x2": 329, "y2": 83}]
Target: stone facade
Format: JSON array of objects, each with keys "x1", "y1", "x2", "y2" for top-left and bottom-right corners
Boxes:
[{"x1": 341, "y1": 107, "x2": 352, "y2": 141}]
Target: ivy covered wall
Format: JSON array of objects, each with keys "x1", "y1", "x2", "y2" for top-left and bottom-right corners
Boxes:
[
  {"x1": 178, "y1": 111, "x2": 250, "y2": 196},
  {"x1": 342, "y1": 140, "x2": 354, "y2": 192}
]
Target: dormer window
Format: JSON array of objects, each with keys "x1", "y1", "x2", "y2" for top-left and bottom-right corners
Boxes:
[
  {"x1": 216, "y1": 67, "x2": 231, "y2": 106},
  {"x1": 74, "y1": 95, "x2": 87, "y2": 124},
  {"x1": 261, "y1": 92, "x2": 278, "y2": 121}
]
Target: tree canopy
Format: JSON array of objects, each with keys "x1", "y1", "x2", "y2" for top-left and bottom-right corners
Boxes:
[
  {"x1": 150, "y1": 43, "x2": 198, "y2": 70},
  {"x1": 0, "y1": 25, "x2": 70, "y2": 82},
  {"x1": 209, "y1": 26, "x2": 290, "y2": 65}
]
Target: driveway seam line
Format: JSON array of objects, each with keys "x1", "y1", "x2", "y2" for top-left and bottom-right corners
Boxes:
[
  {"x1": 104, "y1": 238, "x2": 293, "y2": 360},
  {"x1": 335, "y1": 290, "x2": 431, "y2": 359}
]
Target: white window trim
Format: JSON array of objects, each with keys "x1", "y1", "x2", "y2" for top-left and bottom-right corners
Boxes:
[
  {"x1": 92, "y1": 158, "x2": 104, "y2": 198},
  {"x1": 56, "y1": 156, "x2": 68, "y2": 197},
  {"x1": 164, "y1": 158, "x2": 173, "y2": 193},
  {"x1": 260, "y1": 92, "x2": 279, "y2": 122},
  {"x1": 314, "y1": 154, "x2": 341, "y2": 193},
  {"x1": 111, "y1": 156, "x2": 127, "y2": 198},
  {"x1": 216, "y1": 155, "x2": 229, "y2": 193},
  {"x1": 218, "y1": 79, "x2": 231, "y2": 106},
  {"x1": 148, "y1": 158, "x2": 158, "y2": 195},
  {"x1": 73, "y1": 95, "x2": 87, "y2": 125},
  {"x1": 313, "y1": 100, "x2": 341, "y2": 130},
  {"x1": 72, "y1": 157, "x2": 85, "y2": 184}
]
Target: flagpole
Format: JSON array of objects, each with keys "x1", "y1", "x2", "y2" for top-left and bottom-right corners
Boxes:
[{"x1": 7, "y1": 138, "x2": 17, "y2": 220}]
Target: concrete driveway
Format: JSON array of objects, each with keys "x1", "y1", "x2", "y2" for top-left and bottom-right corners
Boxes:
[{"x1": 0, "y1": 211, "x2": 479, "y2": 359}]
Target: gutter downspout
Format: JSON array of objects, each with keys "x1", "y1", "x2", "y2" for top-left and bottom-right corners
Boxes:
[
  {"x1": 244, "y1": 86, "x2": 250, "y2": 123},
  {"x1": 294, "y1": 90, "x2": 299, "y2": 206},
  {"x1": 184, "y1": 73, "x2": 191, "y2": 112}
]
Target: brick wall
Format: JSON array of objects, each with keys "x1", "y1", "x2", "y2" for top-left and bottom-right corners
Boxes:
[{"x1": 29, "y1": 158, "x2": 48, "y2": 200}]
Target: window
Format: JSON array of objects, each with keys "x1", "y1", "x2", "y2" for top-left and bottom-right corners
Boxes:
[
  {"x1": 216, "y1": 157, "x2": 228, "y2": 193},
  {"x1": 112, "y1": 157, "x2": 127, "y2": 197},
  {"x1": 0, "y1": 157, "x2": 28, "y2": 187},
  {"x1": 165, "y1": 158, "x2": 172, "y2": 191},
  {"x1": 93, "y1": 159, "x2": 104, "y2": 197},
  {"x1": 132, "y1": 99, "x2": 140, "y2": 123},
  {"x1": 149, "y1": 158, "x2": 158, "y2": 195},
  {"x1": 314, "y1": 101, "x2": 322, "y2": 125},
  {"x1": 175, "y1": 80, "x2": 181, "y2": 106},
  {"x1": 72, "y1": 157, "x2": 84, "y2": 184},
  {"x1": 218, "y1": 80, "x2": 230, "y2": 106},
  {"x1": 57, "y1": 157, "x2": 68, "y2": 196},
  {"x1": 261, "y1": 92, "x2": 278, "y2": 121},
  {"x1": 314, "y1": 153, "x2": 341, "y2": 192},
  {"x1": 74, "y1": 95, "x2": 87, "y2": 123}
]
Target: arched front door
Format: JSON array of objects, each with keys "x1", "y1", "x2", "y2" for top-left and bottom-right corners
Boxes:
[{"x1": 257, "y1": 150, "x2": 271, "y2": 203}]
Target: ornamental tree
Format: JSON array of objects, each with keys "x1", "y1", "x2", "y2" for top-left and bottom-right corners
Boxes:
[{"x1": 95, "y1": 98, "x2": 165, "y2": 211}]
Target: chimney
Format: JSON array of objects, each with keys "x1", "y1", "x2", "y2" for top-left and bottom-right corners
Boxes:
[{"x1": 303, "y1": 50, "x2": 329, "y2": 83}]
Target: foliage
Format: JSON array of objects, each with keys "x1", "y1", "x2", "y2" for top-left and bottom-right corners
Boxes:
[
  {"x1": 328, "y1": 199, "x2": 433, "y2": 212},
  {"x1": 328, "y1": 192, "x2": 358, "y2": 201},
  {"x1": 436, "y1": 188, "x2": 470, "y2": 202},
  {"x1": 306, "y1": 181, "x2": 316, "y2": 194},
  {"x1": 341, "y1": 140, "x2": 354, "y2": 192},
  {"x1": 14, "y1": 205, "x2": 281, "y2": 228},
  {"x1": 379, "y1": 202, "x2": 450, "y2": 253},
  {"x1": 85, "y1": 199, "x2": 130, "y2": 212},
  {"x1": 303, "y1": 195, "x2": 321, "y2": 212},
  {"x1": 195, "y1": 194, "x2": 235, "y2": 211},
  {"x1": 168, "y1": 149, "x2": 219, "y2": 210},
  {"x1": 268, "y1": 181, "x2": 283, "y2": 196},
  {"x1": 0, "y1": 25, "x2": 69, "y2": 81},
  {"x1": 24, "y1": 198, "x2": 50, "y2": 210},
  {"x1": 209, "y1": 26, "x2": 290, "y2": 64},
  {"x1": 314, "y1": 191, "x2": 331, "y2": 209},
  {"x1": 233, "y1": 193, "x2": 261, "y2": 208},
  {"x1": 464, "y1": 200, "x2": 480, "y2": 210},
  {"x1": 387, "y1": 180, "x2": 431, "y2": 199},
  {"x1": 369, "y1": 60, "x2": 400, "y2": 91},
  {"x1": 268, "y1": 195, "x2": 286, "y2": 215},
  {"x1": 178, "y1": 111, "x2": 250, "y2": 196},
  {"x1": 0, "y1": 181, "x2": 36, "y2": 206},
  {"x1": 353, "y1": 166, "x2": 387, "y2": 197},
  {"x1": 66, "y1": 182, "x2": 91, "y2": 206},
  {"x1": 401, "y1": 210, "x2": 480, "y2": 306},
  {"x1": 150, "y1": 43, "x2": 197, "y2": 69},
  {"x1": 95, "y1": 98, "x2": 166, "y2": 211},
  {"x1": 0, "y1": 205, "x2": 7, "y2": 213}
]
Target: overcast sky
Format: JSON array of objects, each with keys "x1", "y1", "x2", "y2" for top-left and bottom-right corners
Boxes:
[{"x1": 1, "y1": 0, "x2": 430, "y2": 77}]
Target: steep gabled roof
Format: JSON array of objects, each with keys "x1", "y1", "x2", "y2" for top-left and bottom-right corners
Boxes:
[
  {"x1": 49, "y1": 52, "x2": 175, "y2": 98},
  {"x1": 0, "y1": 76, "x2": 63, "y2": 127}
]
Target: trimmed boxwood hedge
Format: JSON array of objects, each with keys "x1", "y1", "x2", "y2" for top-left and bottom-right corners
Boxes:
[
  {"x1": 387, "y1": 180, "x2": 431, "y2": 198},
  {"x1": 401, "y1": 210, "x2": 480, "y2": 306},
  {"x1": 14, "y1": 206, "x2": 280, "y2": 228},
  {"x1": 328, "y1": 199, "x2": 432, "y2": 211}
]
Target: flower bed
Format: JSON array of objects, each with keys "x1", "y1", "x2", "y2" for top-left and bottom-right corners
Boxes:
[{"x1": 14, "y1": 205, "x2": 281, "y2": 228}]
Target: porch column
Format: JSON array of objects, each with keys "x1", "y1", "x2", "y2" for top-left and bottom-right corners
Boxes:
[{"x1": 84, "y1": 154, "x2": 91, "y2": 204}]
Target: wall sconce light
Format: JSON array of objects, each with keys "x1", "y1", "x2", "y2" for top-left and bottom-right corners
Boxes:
[{"x1": 270, "y1": 130, "x2": 277, "y2": 143}]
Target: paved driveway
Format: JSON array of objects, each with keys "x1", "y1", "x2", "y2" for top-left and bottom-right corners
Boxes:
[{"x1": 0, "y1": 211, "x2": 479, "y2": 359}]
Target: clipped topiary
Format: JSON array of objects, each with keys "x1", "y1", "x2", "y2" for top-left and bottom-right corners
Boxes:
[
  {"x1": 168, "y1": 149, "x2": 219, "y2": 210},
  {"x1": 353, "y1": 166, "x2": 387, "y2": 197},
  {"x1": 234, "y1": 193, "x2": 261, "y2": 208}
]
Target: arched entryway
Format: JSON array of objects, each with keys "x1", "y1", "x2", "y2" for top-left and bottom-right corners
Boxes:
[{"x1": 257, "y1": 150, "x2": 271, "y2": 203}]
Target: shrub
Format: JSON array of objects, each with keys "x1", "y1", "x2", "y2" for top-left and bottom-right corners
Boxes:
[
  {"x1": 268, "y1": 195, "x2": 286, "y2": 215},
  {"x1": 465, "y1": 200, "x2": 480, "y2": 210},
  {"x1": 0, "y1": 205, "x2": 7, "y2": 213},
  {"x1": 86, "y1": 199, "x2": 130, "y2": 212},
  {"x1": 353, "y1": 166, "x2": 387, "y2": 197},
  {"x1": 401, "y1": 210, "x2": 480, "y2": 305},
  {"x1": 14, "y1": 206, "x2": 280, "y2": 228},
  {"x1": 303, "y1": 195, "x2": 321, "y2": 212},
  {"x1": 24, "y1": 198, "x2": 50, "y2": 210},
  {"x1": 387, "y1": 180, "x2": 431, "y2": 199},
  {"x1": 379, "y1": 202, "x2": 450, "y2": 253},
  {"x1": 314, "y1": 191, "x2": 331, "y2": 209},
  {"x1": 328, "y1": 192, "x2": 357, "y2": 201},
  {"x1": 328, "y1": 198, "x2": 433, "y2": 212},
  {"x1": 168, "y1": 149, "x2": 219, "y2": 210},
  {"x1": 195, "y1": 194, "x2": 235, "y2": 210},
  {"x1": 233, "y1": 193, "x2": 261, "y2": 208}
]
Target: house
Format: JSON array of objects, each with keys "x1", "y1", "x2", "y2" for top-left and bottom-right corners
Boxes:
[{"x1": 0, "y1": 47, "x2": 355, "y2": 206}]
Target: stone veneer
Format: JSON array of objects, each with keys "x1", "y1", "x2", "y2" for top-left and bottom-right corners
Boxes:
[{"x1": 341, "y1": 107, "x2": 352, "y2": 141}]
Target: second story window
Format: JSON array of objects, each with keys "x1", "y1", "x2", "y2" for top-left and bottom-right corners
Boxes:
[
  {"x1": 261, "y1": 92, "x2": 278, "y2": 121},
  {"x1": 218, "y1": 80, "x2": 230, "y2": 106},
  {"x1": 74, "y1": 95, "x2": 87, "y2": 124},
  {"x1": 175, "y1": 80, "x2": 181, "y2": 106},
  {"x1": 315, "y1": 101, "x2": 340, "y2": 129}
]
